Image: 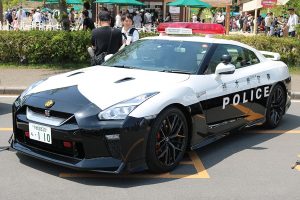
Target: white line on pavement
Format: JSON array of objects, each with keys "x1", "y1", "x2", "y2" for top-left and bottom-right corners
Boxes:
[
  {"x1": 292, "y1": 100, "x2": 300, "y2": 103},
  {"x1": 0, "y1": 95, "x2": 18, "y2": 98}
]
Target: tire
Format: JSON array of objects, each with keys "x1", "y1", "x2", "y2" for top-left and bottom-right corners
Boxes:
[
  {"x1": 146, "y1": 107, "x2": 189, "y2": 173},
  {"x1": 264, "y1": 84, "x2": 286, "y2": 129}
]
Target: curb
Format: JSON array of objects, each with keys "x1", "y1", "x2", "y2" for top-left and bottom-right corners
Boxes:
[
  {"x1": 1, "y1": 87, "x2": 300, "y2": 100},
  {"x1": 0, "y1": 87, "x2": 25, "y2": 95},
  {"x1": 291, "y1": 92, "x2": 300, "y2": 100}
]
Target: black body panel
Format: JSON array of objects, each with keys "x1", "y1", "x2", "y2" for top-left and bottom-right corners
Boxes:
[{"x1": 11, "y1": 86, "x2": 153, "y2": 173}]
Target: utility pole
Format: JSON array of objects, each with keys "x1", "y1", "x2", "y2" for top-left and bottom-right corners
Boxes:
[
  {"x1": 225, "y1": 5, "x2": 230, "y2": 34},
  {"x1": 0, "y1": 0, "x2": 3, "y2": 28}
]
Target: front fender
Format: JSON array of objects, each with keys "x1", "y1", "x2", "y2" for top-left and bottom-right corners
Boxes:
[{"x1": 129, "y1": 86, "x2": 198, "y2": 118}]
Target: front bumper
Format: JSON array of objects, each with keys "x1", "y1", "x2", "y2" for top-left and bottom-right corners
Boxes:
[
  {"x1": 12, "y1": 102, "x2": 153, "y2": 173},
  {"x1": 12, "y1": 141, "x2": 125, "y2": 173}
]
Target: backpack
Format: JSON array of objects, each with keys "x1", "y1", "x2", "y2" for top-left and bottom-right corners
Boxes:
[{"x1": 122, "y1": 28, "x2": 137, "y2": 42}]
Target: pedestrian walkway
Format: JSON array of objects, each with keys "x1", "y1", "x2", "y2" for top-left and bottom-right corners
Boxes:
[{"x1": 0, "y1": 68, "x2": 300, "y2": 97}]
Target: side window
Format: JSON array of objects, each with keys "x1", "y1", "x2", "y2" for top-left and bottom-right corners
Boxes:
[
  {"x1": 206, "y1": 44, "x2": 244, "y2": 74},
  {"x1": 205, "y1": 45, "x2": 261, "y2": 74},
  {"x1": 243, "y1": 48, "x2": 260, "y2": 66}
]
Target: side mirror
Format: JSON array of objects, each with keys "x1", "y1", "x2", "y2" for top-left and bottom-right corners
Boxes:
[
  {"x1": 215, "y1": 63, "x2": 236, "y2": 75},
  {"x1": 104, "y1": 54, "x2": 113, "y2": 62}
]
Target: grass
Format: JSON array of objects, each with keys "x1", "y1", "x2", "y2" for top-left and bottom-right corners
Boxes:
[{"x1": 289, "y1": 66, "x2": 300, "y2": 75}]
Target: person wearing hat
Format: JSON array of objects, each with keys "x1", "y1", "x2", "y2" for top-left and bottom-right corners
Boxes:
[{"x1": 286, "y1": 8, "x2": 298, "y2": 37}]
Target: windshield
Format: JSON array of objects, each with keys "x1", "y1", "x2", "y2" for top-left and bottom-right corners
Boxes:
[{"x1": 104, "y1": 39, "x2": 211, "y2": 74}]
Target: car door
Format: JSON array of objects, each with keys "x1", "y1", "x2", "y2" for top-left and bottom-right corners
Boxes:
[{"x1": 201, "y1": 44, "x2": 258, "y2": 134}]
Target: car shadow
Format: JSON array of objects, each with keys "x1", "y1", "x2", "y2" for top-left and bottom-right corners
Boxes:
[
  {"x1": 0, "y1": 103, "x2": 12, "y2": 115},
  {"x1": 196, "y1": 113, "x2": 300, "y2": 170},
  {"x1": 15, "y1": 152, "x2": 179, "y2": 187},
  {"x1": 14, "y1": 113, "x2": 300, "y2": 187}
]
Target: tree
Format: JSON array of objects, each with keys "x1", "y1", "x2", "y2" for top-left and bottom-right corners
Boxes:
[{"x1": 0, "y1": 0, "x2": 3, "y2": 26}]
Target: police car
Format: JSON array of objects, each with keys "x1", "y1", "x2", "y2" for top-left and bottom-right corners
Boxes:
[{"x1": 11, "y1": 25, "x2": 291, "y2": 174}]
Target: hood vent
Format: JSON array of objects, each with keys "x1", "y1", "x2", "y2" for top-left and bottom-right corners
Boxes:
[
  {"x1": 67, "y1": 72, "x2": 84, "y2": 77},
  {"x1": 114, "y1": 77, "x2": 135, "y2": 84}
]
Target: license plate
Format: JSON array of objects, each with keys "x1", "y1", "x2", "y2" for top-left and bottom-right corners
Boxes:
[{"x1": 29, "y1": 123, "x2": 52, "y2": 144}]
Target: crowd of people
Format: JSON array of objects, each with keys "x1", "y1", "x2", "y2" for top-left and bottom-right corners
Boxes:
[
  {"x1": 1, "y1": 3, "x2": 299, "y2": 38},
  {"x1": 228, "y1": 8, "x2": 299, "y2": 37}
]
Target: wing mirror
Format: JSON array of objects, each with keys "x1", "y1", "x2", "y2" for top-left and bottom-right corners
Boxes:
[{"x1": 215, "y1": 54, "x2": 236, "y2": 75}]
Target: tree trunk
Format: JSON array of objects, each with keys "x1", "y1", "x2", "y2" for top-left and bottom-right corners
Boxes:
[
  {"x1": 59, "y1": 0, "x2": 67, "y2": 14},
  {"x1": 0, "y1": 0, "x2": 3, "y2": 27}
]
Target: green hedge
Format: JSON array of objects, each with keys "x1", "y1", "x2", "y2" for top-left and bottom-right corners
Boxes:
[
  {"x1": 0, "y1": 31, "x2": 299, "y2": 67},
  {"x1": 217, "y1": 35, "x2": 300, "y2": 67}
]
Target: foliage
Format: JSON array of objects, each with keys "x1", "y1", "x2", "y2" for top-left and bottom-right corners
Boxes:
[
  {"x1": 261, "y1": 0, "x2": 300, "y2": 17},
  {"x1": 2, "y1": 0, "x2": 23, "y2": 10},
  {"x1": 217, "y1": 35, "x2": 300, "y2": 66},
  {"x1": 0, "y1": 30, "x2": 91, "y2": 66},
  {"x1": 0, "y1": 31, "x2": 299, "y2": 67}
]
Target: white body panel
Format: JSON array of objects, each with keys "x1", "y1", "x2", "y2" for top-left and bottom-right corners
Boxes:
[{"x1": 26, "y1": 36, "x2": 290, "y2": 119}]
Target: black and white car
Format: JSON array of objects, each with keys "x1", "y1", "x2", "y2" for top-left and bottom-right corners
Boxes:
[{"x1": 11, "y1": 29, "x2": 291, "y2": 173}]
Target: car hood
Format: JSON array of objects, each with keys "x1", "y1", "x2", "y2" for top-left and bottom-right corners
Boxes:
[{"x1": 28, "y1": 66, "x2": 190, "y2": 110}]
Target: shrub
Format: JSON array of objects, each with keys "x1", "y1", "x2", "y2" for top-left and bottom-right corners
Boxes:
[
  {"x1": 0, "y1": 31, "x2": 299, "y2": 67},
  {"x1": 217, "y1": 35, "x2": 300, "y2": 66}
]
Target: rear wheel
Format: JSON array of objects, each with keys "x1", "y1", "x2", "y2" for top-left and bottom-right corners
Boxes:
[
  {"x1": 264, "y1": 84, "x2": 286, "y2": 128},
  {"x1": 146, "y1": 107, "x2": 188, "y2": 173}
]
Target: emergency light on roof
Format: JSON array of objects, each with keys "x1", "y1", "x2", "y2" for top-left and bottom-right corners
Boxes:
[
  {"x1": 157, "y1": 22, "x2": 226, "y2": 35},
  {"x1": 165, "y1": 28, "x2": 193, "y2": 35}
]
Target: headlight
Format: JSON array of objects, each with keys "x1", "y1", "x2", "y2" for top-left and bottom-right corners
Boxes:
[
  {"x1": 98, "y1": 92, "x2": 159, "y2": 120},
  {"x1": 19, "y1": 79, "x2": 46, "y2": 103}
]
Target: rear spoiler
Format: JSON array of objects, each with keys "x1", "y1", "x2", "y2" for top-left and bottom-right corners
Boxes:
[{"x1": 259, "y1": 51, "x2": 281, "y2": 61}]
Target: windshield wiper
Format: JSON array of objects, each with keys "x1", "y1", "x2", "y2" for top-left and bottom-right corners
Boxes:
[
  {"x1": 160, "y1": 70, "x2": 192, "y2": 74},
  {"x1": 111, "y1": 65, "x2": 137, "y2": 69}
]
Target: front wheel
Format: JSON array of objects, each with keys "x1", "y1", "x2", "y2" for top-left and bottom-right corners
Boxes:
[
  {"x1": 146, "y1": 107, "x2": 189, "y2": 173},
  {"x1": 264, "y1": 84, "x2": 286, "y2": 129}
]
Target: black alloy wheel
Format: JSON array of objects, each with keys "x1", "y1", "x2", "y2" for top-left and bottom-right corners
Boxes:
[
  {"x1": 264, "y1": 84, "x2": 286, "y2": 129},
  {"x1": 146, "y1": 107, "x2": 188, "y2": 173}
]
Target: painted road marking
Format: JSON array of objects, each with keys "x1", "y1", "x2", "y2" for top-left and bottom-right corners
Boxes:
[
  {"x1": 0, "y1": 128, "x2": 13, "y2": 131},
  {"x1": 248, "y1": 130, "x2": 300, "y2": 134},
  {"x1": 59, "y1": 151, "x2": 210, "y2": 179},
  {"x1": 0, "y1": 95, "x2": 18, "y2": 98}
]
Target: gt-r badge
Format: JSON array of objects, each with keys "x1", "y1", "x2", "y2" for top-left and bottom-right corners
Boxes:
[
  {"x1": 45, "y1": 110, "x2": 51, "y2": 117},
  {"x1": 45, "y1": 100, "x2": 55, "y2": 108}
]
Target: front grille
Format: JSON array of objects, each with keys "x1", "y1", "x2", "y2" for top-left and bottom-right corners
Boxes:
[
  {"x1": 29, "y1": 106, "x2": 73, "y2": 120},
  {"x1": 26, "y1": 106, "x2": 77, "y2": 126}
]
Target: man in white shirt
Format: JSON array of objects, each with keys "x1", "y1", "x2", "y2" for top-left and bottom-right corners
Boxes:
[
  {"x1": 144, "y1": 10, "x2": 152, "y2": 32},
  {"x1": 192, "y1": 14, "x2": 197, "y2": 23},
  {"x1": 32, "y1": 9, "x2": 42, "y2": 24},
  {"x1": 115, "y1": 11, "x2": 122, "y2": 28},
  {"x1": 264, "y1": 12, "x2": 273, "y2": 36},
  {"x1": 16, "y1": 6, "x2": 26, "y2": 24},
  {"x1": 133, "y1": 11, "x2": 142, "y2": 28},
  {"x1": 287, "y1": 8, "x2": 299, "y2": 37}
]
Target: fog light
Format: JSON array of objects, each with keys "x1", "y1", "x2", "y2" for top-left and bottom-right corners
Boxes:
[
  {"x1": 25, "y1": 131, "x2": 30, "y2": 138},
  {"x1": 105, "y1": 134, "x2": 120, "y2": 140},
  {"x1": 63, "y1": 141, "x2": 73, "y2": 148}
]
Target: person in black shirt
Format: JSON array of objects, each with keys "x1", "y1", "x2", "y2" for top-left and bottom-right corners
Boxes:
[
  {"x1": 82, "y1": 10, "x2": 95, "y2": 31},
  {"x1": 91, "y1": 11, "x2": 122, "y2": 56}
]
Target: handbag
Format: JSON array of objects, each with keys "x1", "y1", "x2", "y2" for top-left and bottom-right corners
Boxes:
[{"x1": 91, "y1": 28, "x2": 113, "y2": 66}]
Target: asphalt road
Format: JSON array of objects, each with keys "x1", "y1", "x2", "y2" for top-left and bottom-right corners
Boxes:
[{"x1": 1, "y1": 96, "x2": 300, "y2": 200}]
